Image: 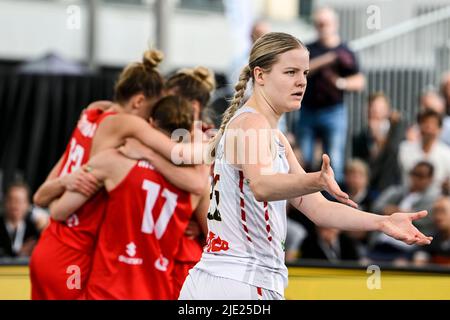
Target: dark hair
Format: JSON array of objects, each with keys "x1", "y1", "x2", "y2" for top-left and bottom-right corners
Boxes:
[
  {"x1": 417, "y1": 108, "x2": 443, "y2": 127},
  {"x1": 165, "y1": 67, "x2": 215, "y2": 108},
  {"x1": 150, "y1": 96, "x2": 194, "y2": 135},
  {"x1": 114, "y1": 50, "x2": 164, "y2": 104},
  {"x1": 412, "y1": 161, "x2": 434, "y2": 178},
  {"x1": 6, "y1": 181, "x2": 30, "y2": 201}
]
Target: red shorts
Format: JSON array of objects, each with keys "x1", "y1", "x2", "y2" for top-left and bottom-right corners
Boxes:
[
  {"x1": 29, "y1": 230, "x2": 92, "y2": 300},
  {"x1": 171, "y1": 261, "x2": 197, "y2": 299}
]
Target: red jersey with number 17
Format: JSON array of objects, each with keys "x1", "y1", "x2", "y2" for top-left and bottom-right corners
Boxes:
[
  {"x1": 85, "y1": 160, "x2": 193, "y2": 300},
  {"x1": 48, "y1": 108, "x2": 116, "y2": 253}
]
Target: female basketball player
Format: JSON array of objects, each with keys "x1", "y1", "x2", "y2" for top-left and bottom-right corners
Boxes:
[
  {"x1": 30, "y1": 51, "x2": 208, "y2": 299},
  {"x1": 49, "y1": 96, "x2": 209, "y2": 299},
  {"x1": 117, "y1": 66, "x2": 216, "y2": 297},
  {"x1": 179, "y1": 32, "x2": 433, "y2": 300}
]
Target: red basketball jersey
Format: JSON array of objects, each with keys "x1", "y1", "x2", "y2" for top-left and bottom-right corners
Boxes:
[
  {"x1": 86, "y1": 160, "x2": 193, "y2": 300},
  {"x1": 47, "y1": 108, "x2": 116, "y2": 252}
]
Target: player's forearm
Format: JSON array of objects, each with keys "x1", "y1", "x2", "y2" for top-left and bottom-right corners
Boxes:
[
  {"x1": 249, "y1": 172, "x2": 324, "y2": 202},
  {"x1": 303, "y1": 197, "x2": 383, "y2": 232},
  {"x1": 342, "y1": 73, "x2": 365, "y2": 91},
  {"x1": 149, "y1": 152, "x2": 209, "y2": 195},
  {"x1": 33, "y1": 178, "x2": 65, "y2": 208},
  {"x1": 49, "y1": 191, "x2": 88, "y2": 221}
]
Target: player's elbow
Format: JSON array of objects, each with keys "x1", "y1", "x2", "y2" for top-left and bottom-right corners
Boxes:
[
  {"x1": 33, "y1": 191, "x2": 46, "y2": 208},
  {"x1": 192, "y1": 183, "x2": 207, "y2": 196},
  {"x1": 249, "y1": 179, "x2": 269, "y2": 202}
]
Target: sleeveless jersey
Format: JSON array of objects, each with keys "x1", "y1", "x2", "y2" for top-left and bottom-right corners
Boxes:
[
  {"x1": 194, "y1": 106, "x2": 290, "y2": 296},
  {"x1": 47, "y1": 108, "x2": 116, "y2": 253},
  {"x1": 86, "y1": 160, "x2": 192, "y2": 299}
]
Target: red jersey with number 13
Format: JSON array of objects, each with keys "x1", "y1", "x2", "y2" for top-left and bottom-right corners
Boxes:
[{"x1": 47, "y1": 108, "x2": 116, "y2": 253}]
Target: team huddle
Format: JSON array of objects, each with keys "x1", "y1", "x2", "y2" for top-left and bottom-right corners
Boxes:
[
  {"x1": 30, "y1": 50, "x2": 212, "y2": 299},
  {"x1": 30, "y1": 32, "x2": 433, "y2": 300}
]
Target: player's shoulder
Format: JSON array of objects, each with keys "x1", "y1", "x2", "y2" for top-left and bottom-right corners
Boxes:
[{"x1": 229, "y1": 108, "x2": 271, "y2": 130}]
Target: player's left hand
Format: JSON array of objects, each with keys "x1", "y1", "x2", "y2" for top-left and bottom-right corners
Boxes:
[
  {"x1": 320, "y1": 154, "x2": 358, "y2": 208},
  {"x1": 379, "y1": 211, "x2": 433, "y2": 246}
]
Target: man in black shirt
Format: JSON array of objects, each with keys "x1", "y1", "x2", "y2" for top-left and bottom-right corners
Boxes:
[
  {"x1": 0, "y1": 182, "x2": 40, "y2": 257},
  {"x1": 295, "y1": 7, "x2": 365, "y2": 183}
]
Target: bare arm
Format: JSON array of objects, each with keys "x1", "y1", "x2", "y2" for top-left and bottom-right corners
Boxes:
[
  {"x1": 281, "y1": 134, "x2": 432, "y2": 245},
  {"x1": 118, "y1": 138, "x2": 210, "y2": 195},
  {"x1": 341, "y1": 73, "x2": 365, "y2": 92},
  {"x1": 234, "y1": 113, "x2": 353, "y2": 205},
  {"x1": 309, "y1": 52, "x2": 338, "y2": 74},
  {"x1": 49, "y1": 151, "x2": 113, "y2": 221},
  {"x1": 193, "y1": 186, "x2": 210, "y2": 237},
  {"x1": 86, "y1": 100, "x2": 113, "y2": 111},
  {"x1": 90, "y1": 114, "x2": 206, "y2": 164}
]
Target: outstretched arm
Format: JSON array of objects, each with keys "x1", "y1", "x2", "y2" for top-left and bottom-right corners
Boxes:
[
  {"x1": 282, "y1": 134, "x2": 432, "y2": 246},
  {"x1": 236, "y1": 113, "x2": 354, "y2": 206}
]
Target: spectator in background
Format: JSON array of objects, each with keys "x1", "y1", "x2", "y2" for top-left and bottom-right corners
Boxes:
[
  {"x1": 406, "y1": 88, "x2": 446, "y2": 142},
  {"x1": 441, "y1": 71, "x2": 450, "y2": 116},
  {"x1": 295, "y1": 6, "x2": 365, "y2": 183},
  {"x1": 414, "y1": 196, "x2": 450, "y2": 266},
  {"x1": 342, "y1": 159, "x2": 376, "y2": 212},
  {"x1": 0, "y1": 182, "x2": 41, "y2": 257},
  {"x1": 228, "y1": 19, "x2": 271, "y2": 85},
  {"x1": 398, "y1": 109, "x2": 450, "y2": 192},
  {"x1": 299, "y1": 226, "x2": 360, "y2": 263},
  {"x1": 439, "y1": 73, "x2": 450, "y2": 146},
  {"x1": 352, "y1": 92, "x2": 405, "y2": 192},
  {"x1": 368, "y1": 162, "x2": 440, "y2": 264},
  {"x1": 340, "y1": 159, "x2": 378, "y2": 259},
  {"x1": 372, "y1": 161, "x2": 440, "y2": 236}
]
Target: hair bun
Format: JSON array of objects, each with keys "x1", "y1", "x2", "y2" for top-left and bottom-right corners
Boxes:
[
  {"x1": 143, "y1": 50, "x2": 164, "y2": 70},
  {"x1": 192, "y1": 66, "x2": 216, "y2": 91}
]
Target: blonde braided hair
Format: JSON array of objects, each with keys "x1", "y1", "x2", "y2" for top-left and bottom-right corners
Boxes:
[{"x1": 207, "y1": 32, "x2": 306, "y2": 161}]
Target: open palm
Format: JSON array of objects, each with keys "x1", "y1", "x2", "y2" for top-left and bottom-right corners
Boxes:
[{"x1": 380, "y1": 211, "x2": 433, "y2": 245}]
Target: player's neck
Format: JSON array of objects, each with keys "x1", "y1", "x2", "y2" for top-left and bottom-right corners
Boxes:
[
  {"x1": 108, "y1": 103, "x2": 126, "y2": 114},
  {"x1": 247, "y1": 92, "x2": 280, "y2": 129}
]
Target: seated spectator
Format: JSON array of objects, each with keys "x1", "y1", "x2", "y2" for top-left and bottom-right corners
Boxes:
[
  {"x1": 285, "y1": 217, "x2": 307, "y2": 263},
  {"x1": 352, "y1": 92, "x2": 405, "y2": 193},
  {"x1": 0, "y1": 182, "x2": 41, "y2": 257},
  {"x1": 342, "y1": 159, "x2": 377, "y2": 211},
  {"x1": 368, "y1": 162, "x2": 439, "y2": 264},
  {"x1": 406, "y1": 87, "x2": 446, "y2": 142},
  {"x1": 414, "y1": 196, "x2": 450, "y2": 266},
  {"x1": 398, "y1": 109, "x2": 450, "y2": 192},
  {"x1": 372, "y1": 161, "x2": 440, "y2": 236},
  {"x1": 340, "y1": 159, "x2": 378, "y2": 258},
  {"x1": 299, "y1": 226, "x2": 360, "y2": 263},
  {"x1": 439, "y1": 72, "x2": 450, "y2": 146}
]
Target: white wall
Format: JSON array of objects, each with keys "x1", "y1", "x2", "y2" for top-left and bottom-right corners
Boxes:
[{"x1": 0, "y1": 0, "x2": 314, "y2": 73}]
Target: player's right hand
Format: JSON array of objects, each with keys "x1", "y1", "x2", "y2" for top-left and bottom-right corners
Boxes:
[{"x1": 61, "y1": 167, "x2": 100, "y2": 197}]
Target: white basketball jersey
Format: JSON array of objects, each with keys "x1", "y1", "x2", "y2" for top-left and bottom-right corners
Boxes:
[{"x1": 194, "y1": 106, "x2": 290, "y2": 296}]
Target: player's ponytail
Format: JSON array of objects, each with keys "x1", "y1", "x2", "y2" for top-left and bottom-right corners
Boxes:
[
  {"x1": 165, "y1": 67, "x2": 215, "y2": 109},
  {"x1": 114, "y1": 49, "x2": 165, "y2": 104}
]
